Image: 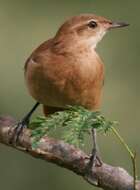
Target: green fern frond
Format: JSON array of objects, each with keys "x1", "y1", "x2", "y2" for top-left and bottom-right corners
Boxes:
[{"x1": 29, "y1": 106, "x2": 117, "y2": 148}]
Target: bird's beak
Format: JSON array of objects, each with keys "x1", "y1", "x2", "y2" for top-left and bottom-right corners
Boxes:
[{"x1": 109, "y1": 21, "x2": 129, "y2": 29}]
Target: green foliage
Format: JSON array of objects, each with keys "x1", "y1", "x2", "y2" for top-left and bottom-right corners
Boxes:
[{"x1": 29, "y1": 106, "x2": 117, "y2": 148}]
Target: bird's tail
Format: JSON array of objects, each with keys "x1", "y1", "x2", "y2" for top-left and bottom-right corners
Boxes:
[{"x1": 43, "y1": 105, "x2": 65, "y2": 116}]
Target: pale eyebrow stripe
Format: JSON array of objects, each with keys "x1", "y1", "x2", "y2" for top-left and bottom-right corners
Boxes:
[{"x1": 71, "y1": 19, "x2": 98, "y2": 30}]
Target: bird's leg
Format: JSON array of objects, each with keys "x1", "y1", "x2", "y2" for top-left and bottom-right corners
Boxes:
[
  {"x1": 89, "y1": 128, "x2": 102, "y2": 169},
  {"x1": 10, "y1": 102, "x2": 40, "y2": 144}
]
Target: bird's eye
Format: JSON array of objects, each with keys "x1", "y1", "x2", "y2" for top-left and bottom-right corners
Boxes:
[{"x1": 88, "y1": 21, "x2": 97, "y2": 29}]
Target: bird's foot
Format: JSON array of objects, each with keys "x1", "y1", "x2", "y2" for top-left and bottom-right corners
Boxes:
[
  {"x1": 9, "y1": 117, "x2": 29, "y2": 145},
  {"x1": 9, "y1": 102, "x2": 40, "y2": 145},
  {"x1": 88, "y1": 128, "x2": 102, "y2": 171},
  {"x1": 89, "y1": 148, "x2": 102, "y2": 168}
]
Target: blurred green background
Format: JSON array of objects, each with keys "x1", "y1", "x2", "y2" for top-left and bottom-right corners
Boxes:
[{"x1": 0, "y1": 0, "x2": 139, "y2": 190}]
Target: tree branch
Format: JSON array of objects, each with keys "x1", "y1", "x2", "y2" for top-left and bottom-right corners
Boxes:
[{"x1": 0, "y1": 115, "x2": 139, "y2": 190}]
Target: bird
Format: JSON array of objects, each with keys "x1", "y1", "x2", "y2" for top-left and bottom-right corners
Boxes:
[{"x1": 12, "y1": 14, "x2": 129, "y2": 163}]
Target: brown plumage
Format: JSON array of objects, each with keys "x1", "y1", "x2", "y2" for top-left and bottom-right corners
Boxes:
[{"x1": 24, "y1": 14, "x2": 128, "y2": 116}]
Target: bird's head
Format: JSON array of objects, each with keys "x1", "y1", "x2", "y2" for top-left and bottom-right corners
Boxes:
[{"x1": 55, "y1": 14, "x2": 129, "y2": 49}]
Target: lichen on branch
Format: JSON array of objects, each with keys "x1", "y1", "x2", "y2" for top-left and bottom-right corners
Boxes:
[{"x1": 0, "y1": 107, "x2": 139, "y2": 190}]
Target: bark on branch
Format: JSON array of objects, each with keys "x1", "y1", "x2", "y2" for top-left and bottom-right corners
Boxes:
[{"x1": 0, "y1": 115, "x2": 139, "y2": 190}]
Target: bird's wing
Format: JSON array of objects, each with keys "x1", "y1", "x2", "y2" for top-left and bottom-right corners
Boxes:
[{"x1": 24, "y1": 38, "x2": 53, "y2": 71}]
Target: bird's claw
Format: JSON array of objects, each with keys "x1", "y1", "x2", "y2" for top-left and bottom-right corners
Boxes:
[
  {"x1": 9, "y1": 102, "x2": 39, "y2": 145},
  {"x1": 9, "y1": 119, "x2": 29, "y2": 145},
  {"x1": 89, "y1": 149, "x2": 102, "y2": 168}
]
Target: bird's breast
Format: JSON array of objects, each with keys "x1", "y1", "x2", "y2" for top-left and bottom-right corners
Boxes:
[{"x1": 25, "y1": 49, "x2": 104, "y2": 110}]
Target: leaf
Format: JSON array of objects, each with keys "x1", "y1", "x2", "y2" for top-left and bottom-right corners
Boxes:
[{"x1": 29, "y1": 106, "x2": 117, "y2": 148}]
